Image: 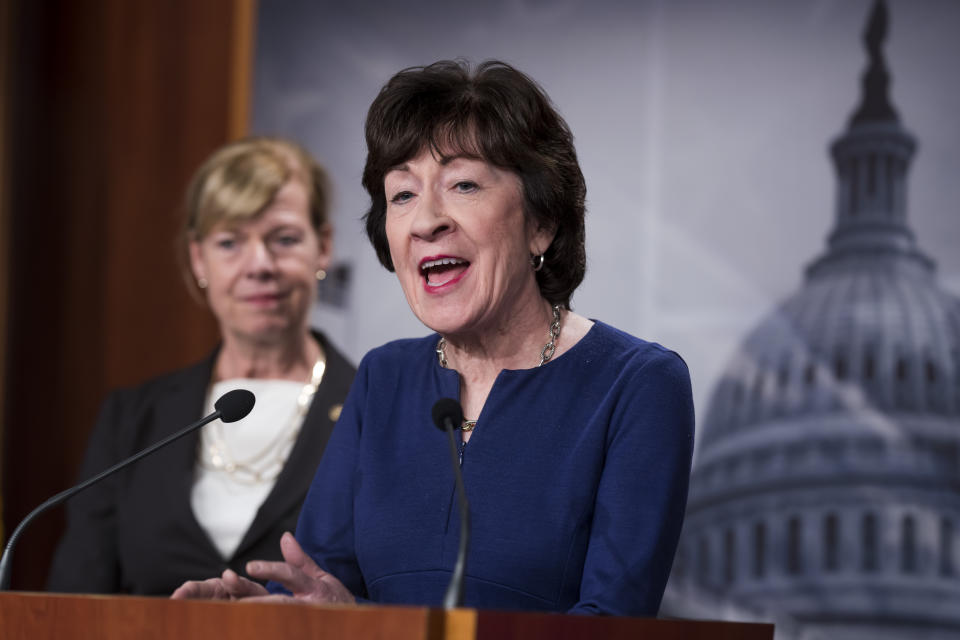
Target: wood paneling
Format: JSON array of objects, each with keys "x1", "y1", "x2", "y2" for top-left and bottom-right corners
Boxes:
[
  {"x1": 0, "y1": 0, "x2": 14, "y2": 547},
  {"x1": 0, "y1": 593, "x2": 440, "y2": 640},
  {"x1": 2, "y1": 0, "x2": 253, "y2": 589},
  {"x1": 0, "y1": 593, "x2": 775, "y2": 640}
]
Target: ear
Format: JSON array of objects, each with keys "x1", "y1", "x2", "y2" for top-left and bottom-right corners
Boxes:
[
  {"x1": 188, "y1": 238, "x2": 207, "y2": 284},
  {"x1": 528, "y1": 221, "x2": 557, "y2": 257},
  {"x1": 315, "y1": 223, "x2": 333, "y2": 272}
]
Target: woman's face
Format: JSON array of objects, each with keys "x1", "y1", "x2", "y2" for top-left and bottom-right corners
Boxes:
[
  {"x1": 384, "y1": 150, "x2": 553, "y2": 338},
  {"x1": 189, "y1": 178, "x2": 331, "y2": 345}
]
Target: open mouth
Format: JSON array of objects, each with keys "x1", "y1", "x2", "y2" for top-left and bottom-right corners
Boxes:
[{"x1": 420, "y1": 256, "x2": 470, "y2": 288}]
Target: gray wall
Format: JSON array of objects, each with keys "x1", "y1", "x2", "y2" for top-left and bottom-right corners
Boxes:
[{"x1": 252, "y1": 0, "x2": 960, "y2": 424}]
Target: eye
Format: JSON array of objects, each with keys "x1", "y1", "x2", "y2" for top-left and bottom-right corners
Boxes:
[
  {"x1": 390, "y1": 190, "x2": 415, "y2": 205},
  {"x1": 273, "y1": 234, "x2": 302, "y2": 248},
  {"x1": 214, "y1": 236, "x2": 237, "y2": 250},
  {"x1": 454, "y1": 181, "x2": 478, "y2": 193}
]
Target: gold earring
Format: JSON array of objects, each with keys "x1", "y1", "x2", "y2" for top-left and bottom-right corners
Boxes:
[{"x1": 197, "y1": 278, "x2": 208, "y2": 289}]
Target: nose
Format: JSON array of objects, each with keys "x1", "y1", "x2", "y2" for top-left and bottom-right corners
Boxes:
[
  {"x1": 409, "y1": 189, "x2": 453, "y2": 242},
  {"x1": 243, "y1": 239, "x2": 278, "y2": 280}
]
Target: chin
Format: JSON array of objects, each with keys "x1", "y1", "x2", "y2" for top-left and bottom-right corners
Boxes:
[
  {"x1": 414, "y1": 306, "x2": 477, "y2": 337},
  {"x1": 237, "y1": 320, "x2": 299, "y2": 344}
]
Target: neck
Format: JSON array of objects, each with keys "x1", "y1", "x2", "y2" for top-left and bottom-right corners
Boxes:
[
  {"x1": 443, "y1": 297, "x2": 557, "y2": 383},
  {"x1": 215, "y1": 328, "x2": 320, "y2": 382}
]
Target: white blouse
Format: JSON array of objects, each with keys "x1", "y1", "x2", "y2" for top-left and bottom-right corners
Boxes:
[{"x1": 190, "y1": 378, "x2": 307, "y2": 559}]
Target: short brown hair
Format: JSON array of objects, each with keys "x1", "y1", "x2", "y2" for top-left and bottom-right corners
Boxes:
[
  {"x1": 362, "y1": 60, "x2": 586, "y2": 308},
  {"x1": 179, "y1": 137, "x2": 331, "y2": 298}
]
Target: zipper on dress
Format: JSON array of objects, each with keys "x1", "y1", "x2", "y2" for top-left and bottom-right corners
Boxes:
[{"x1": 458, "y1": 440, "x2": 466, "y2": 466}]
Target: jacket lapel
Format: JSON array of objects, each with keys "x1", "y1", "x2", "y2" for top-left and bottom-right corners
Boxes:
[
  {"x1": 234, "y1": 333, "x2": 352, "y2": 556},
  {"x1": 149, "y1": 350, "x2": 223, "y2": 558}
]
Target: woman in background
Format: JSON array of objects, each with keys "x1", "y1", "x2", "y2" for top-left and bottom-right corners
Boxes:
[{"x1": 48, "y1": 137, "x2": 355, "y2": 595}]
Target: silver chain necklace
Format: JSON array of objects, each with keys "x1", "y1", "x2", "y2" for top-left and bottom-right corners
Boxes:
[{"x1": 436, "y1": 304, "x2": 562, "y2": 431}]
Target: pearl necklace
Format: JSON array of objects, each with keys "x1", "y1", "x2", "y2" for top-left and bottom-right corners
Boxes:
[{"x1": 200, "y1": 353, "x2": 326, "y2": 484}]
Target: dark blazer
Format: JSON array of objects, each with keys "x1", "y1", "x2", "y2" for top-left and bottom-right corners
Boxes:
[{"x1": 47, "y1": 332, "x2": 356, "y2": 595}]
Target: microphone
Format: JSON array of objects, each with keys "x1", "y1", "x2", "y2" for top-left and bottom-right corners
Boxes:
[
  {"x1": 431, "y1": 398, "x2": 469, "y2": 610},
  {"x1": 0, "y1": 388, "x2": 256, "y2": 591},
  {"x1": 215, "y1": 388, "x2": 256, "y2": 423}
]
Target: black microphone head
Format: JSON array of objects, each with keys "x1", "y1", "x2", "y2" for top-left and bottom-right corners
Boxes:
[
  {"x1": 432, "y1": 398, "x2": 464, "y2": 431},
  {"x1": 215, "y1": 389, "x2": 256, "y2": 423}
]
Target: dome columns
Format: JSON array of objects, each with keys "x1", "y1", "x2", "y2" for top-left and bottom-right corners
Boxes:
[{"x1": 828, "y1": 124, "x2": 916, "y2": 254}]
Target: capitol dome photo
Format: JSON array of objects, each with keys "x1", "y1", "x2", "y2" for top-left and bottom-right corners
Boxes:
[{"x1": 663, "y1": 2, "x2": 960, "y2": 638}]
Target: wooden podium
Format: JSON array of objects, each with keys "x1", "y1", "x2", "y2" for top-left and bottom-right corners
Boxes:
[{"x1": 0, "y1": 592, "x2": 772, "y2": 639}]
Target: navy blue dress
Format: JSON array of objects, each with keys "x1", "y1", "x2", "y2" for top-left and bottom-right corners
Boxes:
[{"x1": 282, "y1": 321, "x2": 694, "y2": 615}]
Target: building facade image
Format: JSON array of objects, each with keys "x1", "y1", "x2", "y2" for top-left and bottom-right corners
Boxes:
[{"x1": 662, "y1": 2, "x2": 960, "y2": 638}]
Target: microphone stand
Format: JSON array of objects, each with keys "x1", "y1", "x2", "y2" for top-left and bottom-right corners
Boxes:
[
  {"x1": 0, "y1": 409, "x2": 225, "y2": 590},
  {"x1": 440, "y1": 414, "x2": 470, "y2": 609}
]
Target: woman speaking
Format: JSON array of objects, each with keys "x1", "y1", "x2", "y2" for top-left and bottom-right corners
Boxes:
[{"x1": 173, "y1": 61, "x2": 693, "y2": 616}]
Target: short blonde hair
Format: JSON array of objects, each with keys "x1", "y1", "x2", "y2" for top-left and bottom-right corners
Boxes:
[{"x1": 179, "y1": 137, "x2": 331, "y2": 298}]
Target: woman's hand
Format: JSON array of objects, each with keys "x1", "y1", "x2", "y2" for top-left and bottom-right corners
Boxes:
[
  {"x1": 170, "y1": 532, "x2": 355, "y2": 605},
  {"x1": 243, "y1": 532, "x2": 356, "y2": 605},
  {"x1": 170, "y1": 569, "x2": 268, "y2": 600}
]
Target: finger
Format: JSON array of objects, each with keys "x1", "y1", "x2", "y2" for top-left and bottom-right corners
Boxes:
[
  {"x1": 221, "y1": 568, "x2": 269, "y2": 599},
  {"x1": 170, "y1": 582, "x2": 198, "y2": 599},
  {"x1": 245, "y1": 559, "x2": 314, "y2": 594},
  {"x1": 240, "y1": 594, "x2": 300, "y2": 604},
  {"x1": 279, "y1": 532, "x2": 325, "y2": 577},
  {"x1": 276, "y1": 532, "x2": 354, "y2": 604},
  {"x1": 170, "y1": 578, "x2": 226, "y2": 600}
]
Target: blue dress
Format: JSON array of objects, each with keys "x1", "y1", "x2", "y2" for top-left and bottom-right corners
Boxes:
[{"x1": 282, "y1": 321, "x2": 694, "y2": 615}]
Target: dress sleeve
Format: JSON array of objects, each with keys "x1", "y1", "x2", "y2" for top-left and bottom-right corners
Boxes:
[
  {"x1": 46, "y1": 392, "x2": 127, "y2": 593},
  {"x1": 267, "y1": 354, "x2": 369, "y2": 599},
  {"x1": 568, "y1": 350, "x2": 695, "y2": 616}
]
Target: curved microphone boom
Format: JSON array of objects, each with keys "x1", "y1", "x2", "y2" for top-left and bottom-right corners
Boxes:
[
  {"x1": 0, "y1": 388, "x2": 256, "y2": 590},
  {"x1": 431, "y1": 397, "x2": 469, "y2": 610}
]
